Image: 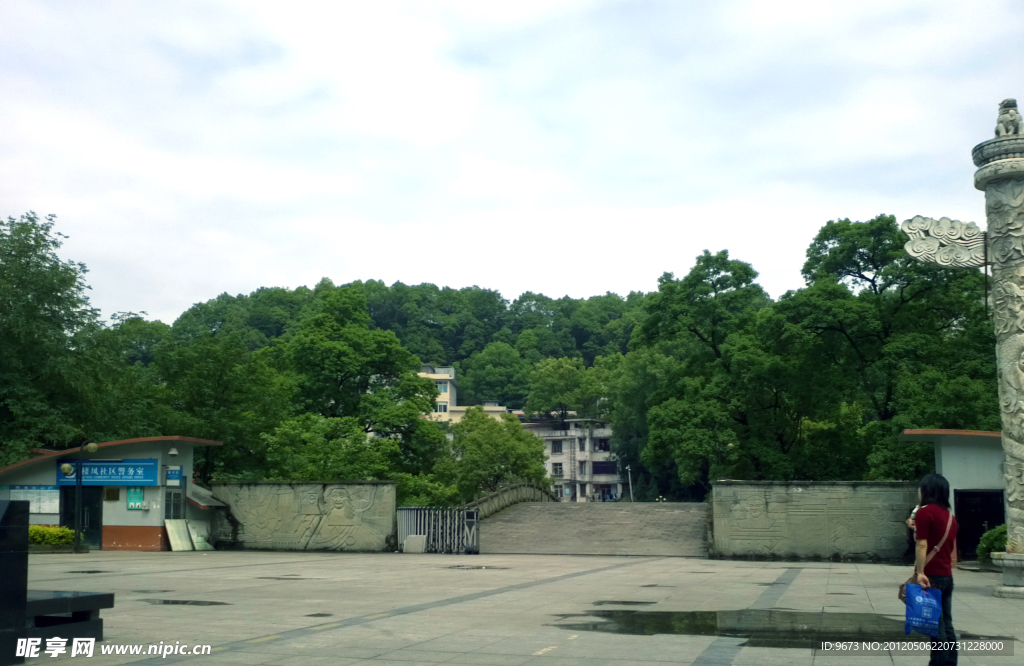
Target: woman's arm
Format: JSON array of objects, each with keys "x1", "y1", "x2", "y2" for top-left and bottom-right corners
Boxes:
[{"x1": 915, "y1": 539, "x2": 931, "y2": 587}]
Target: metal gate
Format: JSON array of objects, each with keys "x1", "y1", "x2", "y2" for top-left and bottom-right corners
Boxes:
[{"x1": 397, "y1": 507, "x2": 479, "y2": 554}]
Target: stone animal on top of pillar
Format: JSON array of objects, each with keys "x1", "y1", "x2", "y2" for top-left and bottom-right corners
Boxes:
[{"x1": 996, "y1": 99, "x2": 1023, "y2": 137}]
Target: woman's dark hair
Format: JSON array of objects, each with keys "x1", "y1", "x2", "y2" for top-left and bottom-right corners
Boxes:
[{"x1": 919, "y1": 473, "x2": 951, "y2": 510}]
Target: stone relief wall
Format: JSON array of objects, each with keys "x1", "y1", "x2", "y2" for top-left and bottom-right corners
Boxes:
[
  {"x1": 712, "y1": 482, "x2": 917, "y2": 560},
  {"x1": 211, "y1": 482, "x2": 396, "y2": 551}
]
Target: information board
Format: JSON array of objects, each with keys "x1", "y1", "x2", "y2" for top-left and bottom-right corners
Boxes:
[
  {"x1": 9, "y1": 486, "x2": 60, "y2": 514},
  {"x1": 56, "y1": 459, "x2": 159, "y2": 486},
  {"x1": 126, "y1": 486, "x2": 145, "y2": 509},
  {"x1": 165, "y1": 466, "x2": 182, "y2": 487}
]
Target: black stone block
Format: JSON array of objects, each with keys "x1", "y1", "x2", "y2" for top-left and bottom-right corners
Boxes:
[
  {"x1": 26, "y1": 592, "x2": 114, "y2": 617},
  {"x1": 0, "y1": 501, "x2": 28, "y2": 666}
]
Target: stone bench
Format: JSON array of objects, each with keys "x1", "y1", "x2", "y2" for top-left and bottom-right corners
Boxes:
[{"x1": 26, "y1": 591, "x2": 114, "y2": 641}]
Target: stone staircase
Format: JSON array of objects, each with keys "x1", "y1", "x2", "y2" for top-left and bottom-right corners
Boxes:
[{"x1": 479, "y1": 502, "x2": 707, "y2": 557}]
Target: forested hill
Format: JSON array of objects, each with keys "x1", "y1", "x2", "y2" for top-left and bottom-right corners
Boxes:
[
  {"x1": 169, "y1": 280, "x2": 647, "y2": 408},
  {"x1": 1, "y1": 212, "x2": 1002, "y2": 501}
]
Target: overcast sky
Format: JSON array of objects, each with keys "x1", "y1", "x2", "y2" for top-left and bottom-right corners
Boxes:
[{"x1": 2, "y1": 1, "x2": 1023, "y2": 324}]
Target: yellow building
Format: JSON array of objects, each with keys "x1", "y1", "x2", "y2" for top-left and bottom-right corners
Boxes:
[{"x1": 418, "y1": 365, "x2": 515, "y2": 424}]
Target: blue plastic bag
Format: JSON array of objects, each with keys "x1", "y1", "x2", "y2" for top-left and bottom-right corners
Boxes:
[{"x1": 904, "y1": 584, "x2": 942, "y2": 637}]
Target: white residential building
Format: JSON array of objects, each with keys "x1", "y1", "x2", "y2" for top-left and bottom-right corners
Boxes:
[{"x1": 521, "y1": 419, "x2": 623, "y2": 502}]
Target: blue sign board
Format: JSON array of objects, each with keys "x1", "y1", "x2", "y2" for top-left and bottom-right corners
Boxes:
[
  {"x1": 166, "y1": 467, "x2": 182, "y2": 487},
  {"x1": 57, "y1": 459, "x2": 159, "y2": 486}
]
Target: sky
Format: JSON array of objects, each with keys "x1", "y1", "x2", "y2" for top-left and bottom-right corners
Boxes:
[{"x1": 2, "y1": 0, "x2": 1023, "y2": 324}]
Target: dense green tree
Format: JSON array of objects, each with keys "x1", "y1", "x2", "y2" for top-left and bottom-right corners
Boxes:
[
  {"x1": 455, "y1": 342, "x2": 531, "y2": 408},
  {"x1": 1, "y1": 214, "x2": 106, "y2": 463},
  {"x1": 154, "y1": 331, "x2": 295, "y2": 483},
  {"x1": 258, "y1": 413, "x2": 396, "y2": 482},
  {"x1": 437, "y1": 407, "x2": 548, "y2": 502},
  {"x1": 788, "y1": 214, "x2": 996, "y2": 479},
  {"x1": 525, "y1": 357, "x2": 605, "y2": 421}
]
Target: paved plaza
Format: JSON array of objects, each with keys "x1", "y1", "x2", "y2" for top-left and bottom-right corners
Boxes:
[{"x1": 26, "y1": 551, "x2": 1022, "y2": 665}]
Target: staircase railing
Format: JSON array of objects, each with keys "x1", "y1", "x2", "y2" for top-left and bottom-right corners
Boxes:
[{"x1": 465, "y1": 482, "x2": 558, "y2": 520}]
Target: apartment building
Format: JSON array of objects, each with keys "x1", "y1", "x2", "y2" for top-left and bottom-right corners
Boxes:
[
  {"x1": 521, "y1": 419, "x2": 623, "y2": 502},
  {"x1": 417, "y1": 365, "x2": 513, "y2": 424}
]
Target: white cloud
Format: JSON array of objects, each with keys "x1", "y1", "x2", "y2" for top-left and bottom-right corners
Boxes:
[{"x1": 0, "y1": 0, "x2": 1019, "y2": 323}]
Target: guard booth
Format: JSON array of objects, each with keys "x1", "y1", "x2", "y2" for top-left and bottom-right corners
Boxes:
[
  {"x1": 0, "y1": 436, "x2": 222, "y2": 551},
  {"x1": 900, "y1": 429, "x2": 1006, "y2": 560}
]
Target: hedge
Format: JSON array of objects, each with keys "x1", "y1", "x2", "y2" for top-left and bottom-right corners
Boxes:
[
  {"x1": 28, "y1": 525, "x2": 76, "y2": 546},
  {"x1": 977, "y1": 524, "x2": 1007, "y2": 565}
]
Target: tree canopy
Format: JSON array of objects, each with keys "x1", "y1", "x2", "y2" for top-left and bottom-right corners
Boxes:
[{"x1": 0, "y1": 211, "x2": 999, "y2": 503}]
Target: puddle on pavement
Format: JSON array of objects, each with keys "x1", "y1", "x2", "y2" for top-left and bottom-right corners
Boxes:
[
  {"x1": 640, "y1": 585, "x2": 675, "y2": 588},
  {"x1": 446, "y1": 566, "x2": 508, "y2": 570},
  {"x1": 66, "y1": 571, "x2": 108, "y2": 574},
  {"x1": 306, "y1": 613, "x2": 333, "y2": 617},
  {"x1": 139, "y1": 599, "x2": 231, "y2": 606},
  {"x1": 593, "y1": 601, "x2": 657, "y2": 606},
  {"x1": 256, "y1": 577, "x2": 318, "y2": 580},
  {"x1": 550, "y1": 609, "x2": 961, "y2": 647},
  {"x1": 132, "y1": 590, "x2": 173, "y2": 594},
  {"x1": 827, "y1": 592, "x2": 854, "y2": 595}
]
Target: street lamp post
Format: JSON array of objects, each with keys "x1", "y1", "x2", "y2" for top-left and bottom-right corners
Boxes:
[
  {"x1": 61, "y1": 440, "x2": 97, "y2": 553},
  {"x1": 625, "y1": 465, "x2": 634, "y2": 502}
]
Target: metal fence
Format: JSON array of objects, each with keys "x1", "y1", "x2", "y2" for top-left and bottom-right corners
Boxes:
[{"x1": 397, "y1": 507, "x2": 480, "y2": 554}]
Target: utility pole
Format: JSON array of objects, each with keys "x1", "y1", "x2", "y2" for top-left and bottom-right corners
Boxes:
[
  {"x1": 625, "y1": 465, "x2": 634, "y2": 502},
  {"x1": 61, "y1": 440, "x2": 97, "y2": 553}
]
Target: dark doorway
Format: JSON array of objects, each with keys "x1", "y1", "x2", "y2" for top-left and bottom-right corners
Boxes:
[
  {"x1": 954, "y1": 489, "x2": 1004, "y2": 560},
  {"x1": 60, "y1": 486, "x2": 104, "y2": 549}
]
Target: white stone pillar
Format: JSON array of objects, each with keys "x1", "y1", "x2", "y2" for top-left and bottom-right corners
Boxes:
[{"x1": 973, "y1": 107, "x2": 1024, "y2": 596}]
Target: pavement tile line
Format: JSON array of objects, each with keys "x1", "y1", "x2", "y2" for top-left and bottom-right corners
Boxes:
[
  {"x1": 691, "y1": 567, "x2": 802, "y2": 666},
  {"x1": 29, "y1": 557, "x2": 326, "y2": 583},
  {"x1": 120, "y1": 557, "x2": 657, "y2": 664}
]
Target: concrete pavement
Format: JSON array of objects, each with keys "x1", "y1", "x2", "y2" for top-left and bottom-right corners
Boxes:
[{"x1": 24, "y1": 551, "x2": 1022, "y2": 665}]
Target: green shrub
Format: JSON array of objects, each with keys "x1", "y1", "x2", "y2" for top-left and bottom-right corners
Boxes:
[
  {"x1": 28, "y1": 525, "x2": 76, "y2": 546},
  {"x1": 977, "y1": 524, "x2": 1007, "y2": 565}
]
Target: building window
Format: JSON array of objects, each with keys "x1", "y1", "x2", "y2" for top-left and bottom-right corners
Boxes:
[
  {"x1": 592, "y1": 461, "x2": 618, "y2": 475},
  {"x1": 435, "y1": 381, "x2": 448, "y2": 393},
  {"x1": 578, "y1": 461, "x2": 587, "y2": 476},
  {"x1": 165, "y1": 489, "x2": 183, "y2": 520},
  {"x1": 552, "y1": 463, "x2": 563, "y2": 477},
  {"x1": 434, "y1": 402, "x2": 448, "y2": 413},
  {"x1": 578, "y1": 439, "x2": 585, "y2": 452},
  {"x1": 550, "y1": 440, "x2": 563, "y2": 455},
  {"x1": 594, "y1": 439, "x2": 610, "y2": 452}
]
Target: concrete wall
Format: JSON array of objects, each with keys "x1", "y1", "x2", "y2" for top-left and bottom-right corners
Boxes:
[
  {"x1": 212, "y1": 482, "x2": 396, "y2": 551},
  {"x1": 712, "y1": 481, "x2": 917, "y2": 561}
]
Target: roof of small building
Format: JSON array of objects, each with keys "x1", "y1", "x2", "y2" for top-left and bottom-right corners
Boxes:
[
  {"x1": 899, "y1": 429, "x2": 1001, "y2": 442},
  {"x1": 0, "y1": 435, "x2": 222, "y2": 478}
]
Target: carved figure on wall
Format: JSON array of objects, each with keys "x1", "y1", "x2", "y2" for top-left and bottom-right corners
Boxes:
[
  {"x1": 212, "y1": 482, "x2": 395, "y2": 551},
  {"x1": 996, "y1": 99, "x2": 1023, "y2": 137},
  {"x1": 273, "y1": 485, "x2": 323, "y2": 549},
  {"x1": 307, "y1": 484, "x2": 392, "y2": 551}
]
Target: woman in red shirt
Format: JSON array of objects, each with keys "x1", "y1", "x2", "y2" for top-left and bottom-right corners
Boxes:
[{"x1": 914, "y1": 473, "x2": 959, "y2": 666}]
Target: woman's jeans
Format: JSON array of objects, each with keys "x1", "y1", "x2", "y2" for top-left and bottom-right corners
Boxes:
[{"x1": 928, "y1": 575, "x2": 957, "y2": 666}]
